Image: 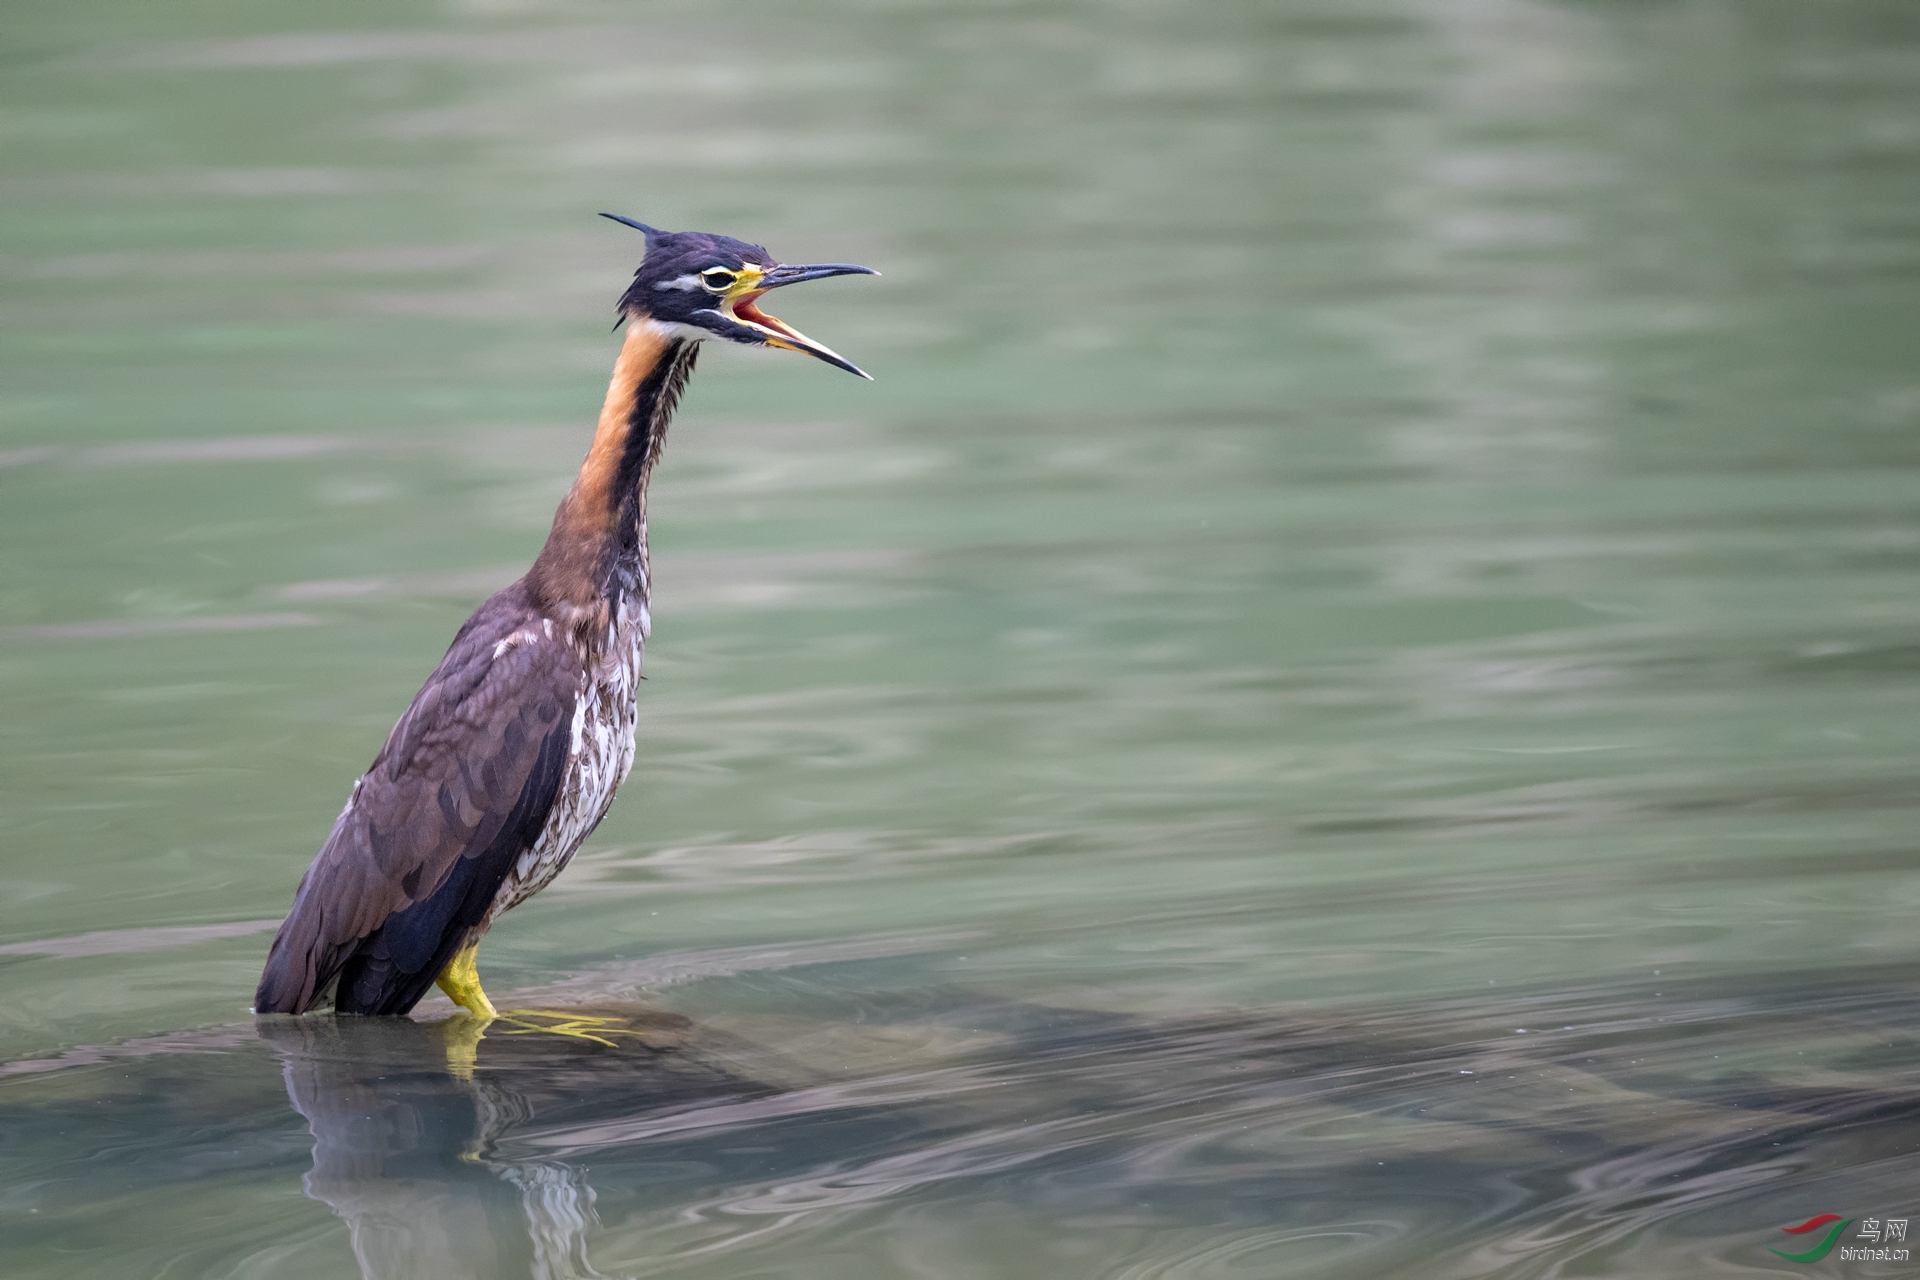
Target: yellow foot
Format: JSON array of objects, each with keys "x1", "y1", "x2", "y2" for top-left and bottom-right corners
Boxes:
[{"x1": 495, "y1": 1009, "x2": 651, "y2": 1050}]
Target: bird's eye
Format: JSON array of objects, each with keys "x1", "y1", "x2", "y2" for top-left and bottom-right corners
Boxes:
[{"x1": 699, "y1": 269, "x2": 737, "y2": 291}]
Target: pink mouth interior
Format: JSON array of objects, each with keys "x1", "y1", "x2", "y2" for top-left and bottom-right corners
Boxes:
[{"x1": 732, "y1": 290, "x2": 800, "y2": 342}]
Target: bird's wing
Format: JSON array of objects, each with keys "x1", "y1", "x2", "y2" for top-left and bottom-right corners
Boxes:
[{"x1": 255, "y1": 588, "x2": 580, "y2": 1014}]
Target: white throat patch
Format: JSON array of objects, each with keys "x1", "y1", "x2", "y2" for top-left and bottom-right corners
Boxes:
[{"x1": 638, "y1": 318, "x2": 713, "y2": 343}]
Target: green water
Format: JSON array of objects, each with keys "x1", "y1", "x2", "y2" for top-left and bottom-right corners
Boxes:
[{"x1": 4, "y1": 0, "x2": 1920, "y2": 1275}]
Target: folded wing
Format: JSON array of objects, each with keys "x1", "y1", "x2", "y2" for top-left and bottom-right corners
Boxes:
[{"x1": 255, "y1": 585, "x2": 579, "y2": 1015}]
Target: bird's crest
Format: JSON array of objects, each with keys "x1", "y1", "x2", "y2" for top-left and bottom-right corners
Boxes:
[{"x1": 600, "y1": 212, "x2": 663, "y2": 245}]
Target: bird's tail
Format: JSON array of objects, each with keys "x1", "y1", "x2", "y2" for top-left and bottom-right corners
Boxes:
[{"x1": 254, "y1": 872, "x2": 337, "y2": 1014}]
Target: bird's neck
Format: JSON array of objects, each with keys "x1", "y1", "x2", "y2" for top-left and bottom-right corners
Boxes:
[{"x1": 526, "y1": 319, "x2": 698, "y2": 641}]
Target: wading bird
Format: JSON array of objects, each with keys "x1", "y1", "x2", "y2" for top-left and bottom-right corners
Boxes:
[{"x1": 256, "y1": 216, "x2": 875, "y2": 1026}]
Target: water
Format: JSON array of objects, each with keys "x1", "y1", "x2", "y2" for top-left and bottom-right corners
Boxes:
[{"x1": 3, "y1": 0, "x2": 1919, "y2": 1275}]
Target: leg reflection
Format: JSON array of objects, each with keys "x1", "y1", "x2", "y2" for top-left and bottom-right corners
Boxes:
[{"x1": 260, "y1": 1015, "x2": 623, "y2": 1280}]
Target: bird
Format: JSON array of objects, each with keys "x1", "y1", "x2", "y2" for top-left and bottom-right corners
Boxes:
[{"x1": 255, "y1": 215, "x2": 876, "y2": 1025}]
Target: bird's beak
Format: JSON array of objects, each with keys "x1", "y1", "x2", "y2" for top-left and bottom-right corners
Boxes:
[{"x1": 726, "y1": 262, "x2": 879, "y2": 379}]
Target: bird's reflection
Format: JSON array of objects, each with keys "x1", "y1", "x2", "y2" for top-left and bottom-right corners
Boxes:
[{"x1": 258, "y1": 1006, "x2": 773, "y2": 1280}]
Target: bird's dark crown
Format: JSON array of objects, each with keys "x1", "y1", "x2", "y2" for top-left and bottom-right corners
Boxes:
[{"x1": 614, "y1": 229, "x2": 776, "y2": 320}]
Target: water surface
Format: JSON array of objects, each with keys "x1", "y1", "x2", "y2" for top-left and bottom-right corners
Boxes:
[{"x1": 3, "y1": 0, "x2": 1919, "y2": 1276}]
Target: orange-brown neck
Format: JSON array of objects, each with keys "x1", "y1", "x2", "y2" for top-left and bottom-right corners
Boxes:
[{"x1": 526, "y1": 321, "x2": 698, "y2": 625}]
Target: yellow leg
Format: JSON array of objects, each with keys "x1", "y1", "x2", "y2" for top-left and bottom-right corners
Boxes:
[
  {"x1": 435, "y1": 941, "x2": 498, "y2": 1020},
  {"x1": 435, "y1": 942, "x2": 642, "y2": 1051}
]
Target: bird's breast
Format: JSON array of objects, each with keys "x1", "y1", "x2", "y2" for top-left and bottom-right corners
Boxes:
[{"x1": 487, "y1": 608, "x2": 647, "y2": 921}]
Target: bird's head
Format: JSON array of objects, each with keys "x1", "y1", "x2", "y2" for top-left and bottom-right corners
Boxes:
[{"x1": 602, "y1": 213, "x2": 877, "y2": 379}]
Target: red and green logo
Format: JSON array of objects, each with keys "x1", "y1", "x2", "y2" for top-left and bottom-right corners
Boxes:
[{"x1": 1770, "y1": 1214, "x2": 1853, "y2": 1262}]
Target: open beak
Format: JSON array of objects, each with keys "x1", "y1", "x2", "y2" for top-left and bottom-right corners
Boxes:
[{"x1": 727, "y1": 262, "x2": 879, "y2": 379}]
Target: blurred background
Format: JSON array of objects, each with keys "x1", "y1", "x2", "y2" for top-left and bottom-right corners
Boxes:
[{"x1": 3, "y1": 1, "x2": 1919, "y2": 1277}]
